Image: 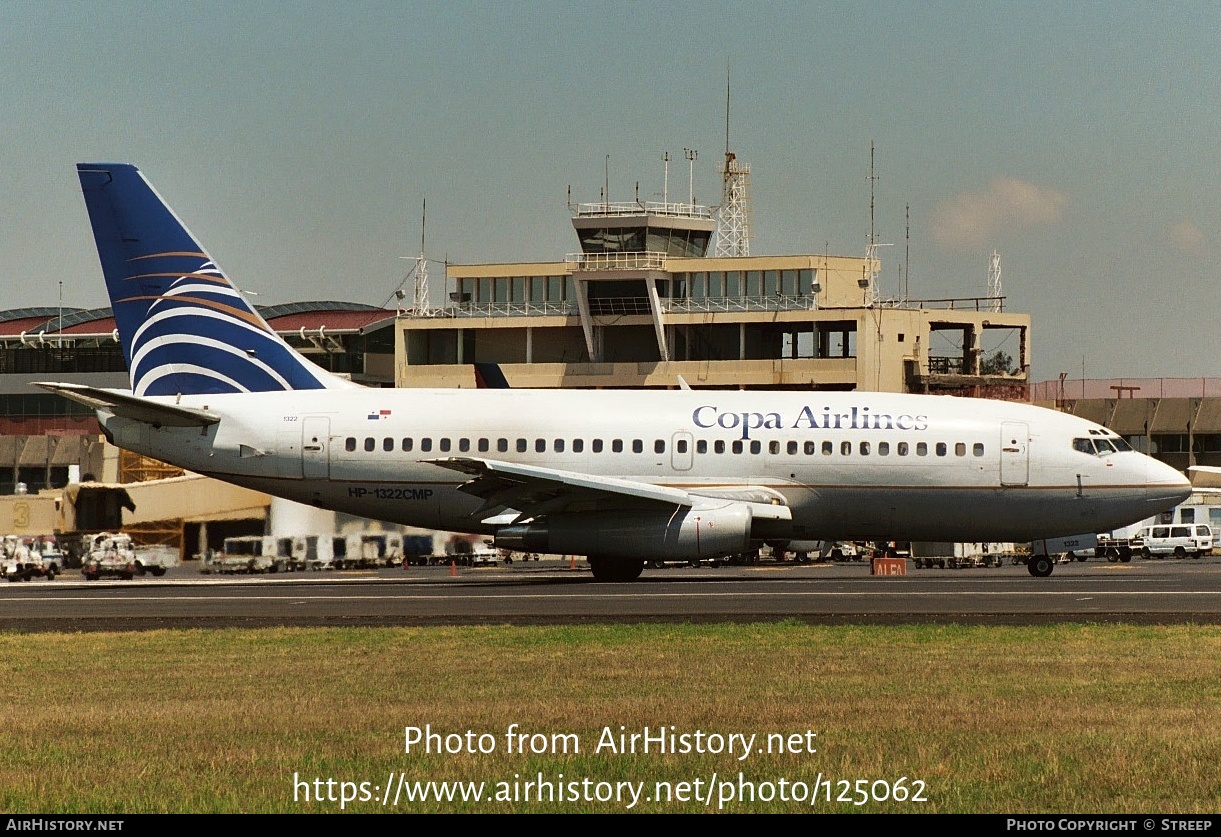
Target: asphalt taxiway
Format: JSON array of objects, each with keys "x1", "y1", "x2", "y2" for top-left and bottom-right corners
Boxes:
[{"x1": 3, "y1": 558, "x2": 1220, "y2": 632}]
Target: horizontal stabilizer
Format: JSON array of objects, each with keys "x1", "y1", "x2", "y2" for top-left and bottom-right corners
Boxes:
[{"x1": 33, "y1": 382, "x2": 220, "y2": 428}]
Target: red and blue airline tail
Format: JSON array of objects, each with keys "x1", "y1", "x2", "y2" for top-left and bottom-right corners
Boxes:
[{"x1": 76, "y1": 163, "x2": 352, "y2": 396}]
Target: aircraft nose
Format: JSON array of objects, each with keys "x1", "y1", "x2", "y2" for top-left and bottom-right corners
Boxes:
[{"x1": 1144, "y1": 457, "x2": 1191, "y2": 508}]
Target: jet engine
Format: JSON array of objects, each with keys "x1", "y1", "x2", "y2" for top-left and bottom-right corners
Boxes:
[{"x1": 494, "y1": 502, "x2": 752, "y2": 560}]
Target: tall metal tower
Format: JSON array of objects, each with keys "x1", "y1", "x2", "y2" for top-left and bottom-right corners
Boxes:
[
  {"x1": 408, "y1": 199, "x2": 431, "y2": 317},
  {"x1": 987, "y1": 250, "x2": 1003, "y2": 312},
  {"x1": 715, "y1": 72, "x2": 752, "y2": 257}
]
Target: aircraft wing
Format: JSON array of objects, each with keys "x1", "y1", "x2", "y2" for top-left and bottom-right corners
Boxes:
[
  {"x1": 34, "y1": 382, "x2": 221, "y2": 428},
  {"x1": 425, "y1": 456, "x2": 791, "y2": 523}
]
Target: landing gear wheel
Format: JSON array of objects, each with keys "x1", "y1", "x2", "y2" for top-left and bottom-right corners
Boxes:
[
  {"x1": 1028, "y1": 555, "x2": 1054, "y2": 578},
  {"x1": 588, "y1": 557, "x2": 645, "y2": 582}
]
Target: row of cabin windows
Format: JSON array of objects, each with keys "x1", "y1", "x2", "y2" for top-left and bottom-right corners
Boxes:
[{"x1": 345, "y1": 436, "x2": 986, "y2": 459}]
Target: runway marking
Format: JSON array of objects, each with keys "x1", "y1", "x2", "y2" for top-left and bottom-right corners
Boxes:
[{"x1": 3, "y1": 590, "x2": 1219, "y2": 604}]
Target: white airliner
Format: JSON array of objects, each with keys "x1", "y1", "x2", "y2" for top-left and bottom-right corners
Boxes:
[{"x1": 40, "y1": 163, "x2": 1191, "y2": 581}]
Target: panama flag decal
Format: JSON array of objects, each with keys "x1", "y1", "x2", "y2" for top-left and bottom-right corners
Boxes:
[{"x1": 368, "y1": 409, "x2": 392, "y2": 420}]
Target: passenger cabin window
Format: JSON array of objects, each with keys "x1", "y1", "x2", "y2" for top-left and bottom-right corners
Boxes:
[
  {"x1": 632, "y1": 440, "x2": 643, "y2": 454},
  {"x1": 936, "y1": 443, "x2": 947, "y2": 456},
  {"x1": 955, "y1": 443, "x2": 966, "y2": 456},
  {"x1": 654, "y1": 440, "x2": 665, "y2": 454},
  {"x1": 804, "y1": 441, "x2": 816, "y2": 455},
  {"x1": 770, "y1": 441, "x2": 781, "y2": 455},
  {"x1": 840, "y1": 441, "x2": 851, "y2": 456},
  {"x1": 787, "y1": 441, "x2": 798, "y2": 455},
  {"x1": 822, "y1": 441, "x2": 833, "y2": 455},
  {"x1": 383, "y1": 438, "x2": 393, "y2": 452},
  {"x1": 732, "y1": 441, "x2": 744, "y2": 454},
  {"x1": 364, "y1": 437, "x2": 375, "y2": 452},
  {"x1": 401, "y1": 438, "x2": 413, "y2": 452},
  {"x1": 573, "y1": 439, "x2": 584, "y2": 453},
  {"x1": 345, "y1": 438, "x2": 356, "y2": 452},
  {"x1": 916, "y1": 442, "x2": 927, "y2": 456},
  {"x1": 593, "y1": 439, "x2": 604, "y2": 453},
  {"x1": 750, "y1": 441, "x2": 762, "y2": 454},
  {"x1": 860, "y1": 441, "x2": 870, "y2": 455},
  {"x1": 516, "y1": 439, "x2": 527, "y2": 453},
  {"x1": 478, "y1": 438, "x2": 489, "y2": 452},
  {"x1": 973, "y1": 443, "x2": 984, "y2": 456},
  {"x1": 439, "y1": 438, "x2": 451, "y2": 452},
  {"x1": 612, "y1": 440, "x2": 623, "y2": 453},
  {"x1": 696, "y1": 440, "x2": 707, "y2": 454},
  {"x1": 715, "y1": 440, "x2": 726, "y2": 454},
  {"x1": 898, "y1": 442, "x2": 909, "y2": 456},
  {"x1": 459, "y1": 438, "x2": 471, "y2": 452},
  {"x1": 420, "y1": 438, "x2": 432, "y2": 452},
  {"x1": 535, "y1": 439, "x2": 546, "y2": 453},
  {"x1": 878, "y1": 442, "x2": 889, "y2": 455},
  {"x1": 554, "y1": 439, "x2": 565, "y2": 452},
  {"x1": 676, "y1": 439, "x2": 688, "y2": 454}
]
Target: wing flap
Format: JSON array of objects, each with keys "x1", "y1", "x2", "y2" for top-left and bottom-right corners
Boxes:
[{"x1": 424, "y1": 456, "x2": 791, "y2": 523}]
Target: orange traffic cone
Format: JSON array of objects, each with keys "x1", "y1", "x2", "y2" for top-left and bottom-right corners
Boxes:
[{"x1": 450, "y1": 560, "x2": 458, "y2": 577}]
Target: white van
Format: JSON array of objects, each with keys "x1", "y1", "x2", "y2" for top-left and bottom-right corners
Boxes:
[{"x1": 1137, "y1": 524, "x2": 1213, "y2": 559}]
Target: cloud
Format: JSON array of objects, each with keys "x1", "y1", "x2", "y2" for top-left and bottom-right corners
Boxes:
[
  {"x1": 932, "y1": 177, "x2": 1068, "y2": 250},
  {"x1": 1167, "y1": 220, "x2": 1205, "y2": 253}
]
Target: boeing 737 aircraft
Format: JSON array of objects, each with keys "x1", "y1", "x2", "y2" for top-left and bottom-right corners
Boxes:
[{"x1": 40, "y1": 163, "x2": 1191, "y2": 581}]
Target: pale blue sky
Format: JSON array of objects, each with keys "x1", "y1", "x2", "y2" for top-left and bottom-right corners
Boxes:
[{"x1": 2, "y1": 1, "x2": 1218, "y2": 379}]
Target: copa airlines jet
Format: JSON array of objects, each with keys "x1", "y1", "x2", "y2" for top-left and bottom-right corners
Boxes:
[{"x1": 40, "y1": 163, "x2": 1190, "y2": 581}]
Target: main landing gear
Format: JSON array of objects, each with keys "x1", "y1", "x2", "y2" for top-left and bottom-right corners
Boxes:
[
  {"x1": 587, "y1": 557, "x2": 645, "y2": 582},
  {"x1": 1027, "y1": 554, "x2": 1054, "y2": 578}
]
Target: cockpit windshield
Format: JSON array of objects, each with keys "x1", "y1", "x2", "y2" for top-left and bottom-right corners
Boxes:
[{"x1": 1073, "y1": 436, "x2": 1130, "y2": 456}]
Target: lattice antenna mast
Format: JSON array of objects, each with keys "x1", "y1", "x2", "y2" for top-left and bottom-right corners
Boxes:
[
  {"x1": 397, "y1": 199, "x2": 431, "y2": 317},
  {"x1": 715, "y1": 67, "x2": 752, "y2": 257},
  {"x1": 987, "y1": 250, "x2": 1003, "y2": 312},
  {"x1": 862, "y1": 141, "x2": 883, "y2": 304}
]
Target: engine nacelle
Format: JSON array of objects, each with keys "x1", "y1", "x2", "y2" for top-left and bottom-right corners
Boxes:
[{"x1": 495, "y1": 503, "x2": 753, "y2": 559}]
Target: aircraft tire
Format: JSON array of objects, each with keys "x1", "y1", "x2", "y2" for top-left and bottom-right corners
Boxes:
[
  {"x1": 588, "y1": 557, "x2": 645, "y2": 582},
  {"x1": 1028, "y1": 555, "x2": 1054, "y2": 578}
]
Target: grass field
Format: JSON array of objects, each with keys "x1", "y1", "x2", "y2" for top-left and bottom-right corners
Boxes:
[{"x1": 1, "y1": 623, "x2": 1218, "y2": 813}]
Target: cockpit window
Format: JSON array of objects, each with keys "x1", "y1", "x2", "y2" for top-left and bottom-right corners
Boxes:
[
  {"x1": 1094, "y1": 439, "x2": 1117, "y2": 455},
  {"x1": 1111, "y1": 436, "x2": 1134, "y2": 452},
  {"x1": 1074, "y1": 437, "x2": 1122, "y2": 456},
  {"x1": 1073, "y1": 438, "x2": 1093, "y2": 454}
]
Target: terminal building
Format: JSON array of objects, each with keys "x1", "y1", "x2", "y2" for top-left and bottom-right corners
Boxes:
[{"x1": 396, "y1": 195, "x2": 1031, "y2": 396}]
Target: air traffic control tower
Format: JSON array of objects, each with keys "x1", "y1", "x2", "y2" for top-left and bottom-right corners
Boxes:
[{"x1": 567, "y1": 197, "x2": 717, "y2": 364}]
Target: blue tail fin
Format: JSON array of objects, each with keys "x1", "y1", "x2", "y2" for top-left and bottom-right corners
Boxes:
[{"x1": 76, "y1": 163, "x2": 351, "y2": 396}]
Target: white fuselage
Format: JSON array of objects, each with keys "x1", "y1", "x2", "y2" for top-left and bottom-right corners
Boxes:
[{"x1": 102, "y1": 388, "x2": 1189, "y2": 544}]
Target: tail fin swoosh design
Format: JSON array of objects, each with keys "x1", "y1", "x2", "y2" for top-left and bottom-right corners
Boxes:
[{"x1": 76, "y1": 163, "x2": 351, "y2": 396}]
